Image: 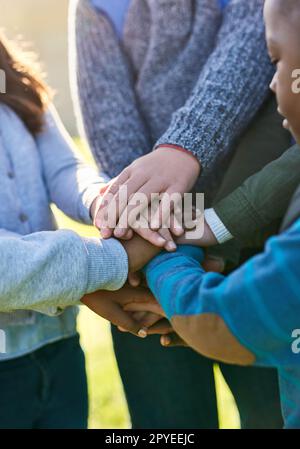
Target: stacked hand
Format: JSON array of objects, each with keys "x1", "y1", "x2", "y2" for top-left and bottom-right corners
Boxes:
[
  {"x1": 90, "y1": 148, "x2": 201, "y2": 251},
  {"x1": 87, "y1": 149, "x2": 223, "y2": 346}
]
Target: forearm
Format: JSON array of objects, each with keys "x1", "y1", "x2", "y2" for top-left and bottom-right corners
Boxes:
[
  {"x1": 37, "y1": 107, "x2": 106, "y2": 224},
  {"x1": 69, "y1": 0, "x2": 150, "y2": 177},
  {"x1": 156, "y1": 0, "x2": 273, "y2": 173},
  {"x1": 121, "y1": 235, "x2": 161, "y2": 273},
  {"x1": 145, "y1": 228, "x2": 300, "y2": 369},
  {"x1": 0, "y1": 229, "x2": 128, "y2": 315},
  {"x1": 213, "y1": 145, "x2": 300, "y2": 243}
]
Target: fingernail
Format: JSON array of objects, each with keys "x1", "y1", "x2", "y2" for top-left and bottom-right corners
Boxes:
[
  {"x1": 157, "y1": 237, "x2": 166, "y2": 246},
  {"x1": 166, "y1": 241, "x2": 177, "y2": 251},
  {"x1": 114, "y1": 228, "x2": 124, "y2": 238},
  {"x1": 162, "y1": 336, "x2": 171, "y2": 346},
  {"x1": 151, "y1": 221, "x2": 160, "y2": 230},
  {"x1": 101, "y1": 228, "x2": 110, "y2": 238},
  {"x1": 138, "y1": 328, "x2": 148, "y2": 338}
]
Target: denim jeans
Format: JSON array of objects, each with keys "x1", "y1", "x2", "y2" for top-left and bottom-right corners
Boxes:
[
  {"x1": 112, "y1": 327, "x2": 283, "y2": 429},
  {"x1": 0, "y1": 335, "x2": 88, "y2": 429}
]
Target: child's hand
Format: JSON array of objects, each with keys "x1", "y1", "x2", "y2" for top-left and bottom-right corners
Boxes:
[
  {"x1": 93, "y1": 148, "x2": 201, "y2": 239},
  {"x1": 177, "y1": 218, "x2": 217, "y2": 247},
  {"x1": 116, "y1": 207, "x2": 181, "y2": 252},
  {"x1": 91, "y1": 187, "x2": 182, "y2": 252},
  {"x1": 81, "y1": 285, "x2": 156, "y2": 337},
  {"x1": 121, "y1": 234, "x2": 162, "y2": 273},
  {"x1": 123, "y1": 295, "x2": 166, "y2": 318},
  {"x1": 160, "y1": 333, "x2": 188, "y2": 348}
]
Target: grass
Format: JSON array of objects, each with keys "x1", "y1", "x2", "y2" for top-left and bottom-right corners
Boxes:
[{"x1": 51, "y1": 139, "x2": 241, "y2": 429}]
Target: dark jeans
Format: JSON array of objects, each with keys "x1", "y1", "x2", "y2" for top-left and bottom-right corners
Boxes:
[
  {"x1": 112, "y1": 328, "x2": 282, "y2": 429},
  {"x1": 0, "y1": 335, "x2": 88, "y2": 429},
  {"x1": 111, "y1": 95, "x2": 291, "y2": 429}
]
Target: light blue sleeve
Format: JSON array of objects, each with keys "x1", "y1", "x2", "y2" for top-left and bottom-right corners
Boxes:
[
  {"x1": 36, "y1": 106, "x2": 106, "y2": 225},
  {"x1": 0, "y1": 227, "x2": 128, "y2": 316}
]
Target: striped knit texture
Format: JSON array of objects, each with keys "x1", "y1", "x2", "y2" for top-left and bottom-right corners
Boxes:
[{"x1": 71, "y1": 0, "x2": 274, "y2": 192}]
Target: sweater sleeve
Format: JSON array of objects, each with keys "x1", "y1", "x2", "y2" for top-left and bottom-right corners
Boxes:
[
  {"x1": 69, "y1": 0, "x2": 150, "y2": 177},
  {"x1": 144, "y1": 224, "x2": 300, "y2": 369},
  {"x1": 213, "y1": 145, "x2": 300, "y2": 243},
  {"x1": 156, "y1": 0, "x2": 274, "y2": 173},
  {"x1": 0, "y1": 228, "x2": 128, "y2": 316},
  {"x1": 36, "y1": 106, "x2": 106, "y2": 225}
]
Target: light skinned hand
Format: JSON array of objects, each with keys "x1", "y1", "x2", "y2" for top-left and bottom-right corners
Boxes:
[
  {"x1": 91, "y1": 193, "x2": 182, "y2": 252},
  {"x1": 93, "y1": 148, "x2": 201, "y2": 242},
  {"x1": 117, "y1": 207, "x2": 181, "y2": 252}
]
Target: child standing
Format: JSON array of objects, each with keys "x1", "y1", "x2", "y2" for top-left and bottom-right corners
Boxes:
[
  {"x1": 127, "y1": 0, "x2": 300, "y2": 429},
  {"x1": 0, "y1": 33, "x2": 155, "y2": 429}
]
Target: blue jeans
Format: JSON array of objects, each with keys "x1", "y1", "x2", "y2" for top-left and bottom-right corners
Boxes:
[
  {"x1": 112, "y1": 327, "x2": 283, "y2": 429},
  {"x1": 0, "y1": 335, "x2": 88, "y2": 429}
]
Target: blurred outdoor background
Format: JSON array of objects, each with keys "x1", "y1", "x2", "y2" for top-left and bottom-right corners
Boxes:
[{"x1": 1, "y1": 0, "x2": 240, "y2": 429}]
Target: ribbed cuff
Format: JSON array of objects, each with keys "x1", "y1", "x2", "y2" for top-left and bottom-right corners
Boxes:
[
  {"x1": 155, "y1": 144, "x2": 200, "y2": 165},
  {"x1": 204, "y1": 208, "x2": 233, "y2": 244},
  {"x1": 83, "y1": 237, "x2": 128, "y2": 293}
]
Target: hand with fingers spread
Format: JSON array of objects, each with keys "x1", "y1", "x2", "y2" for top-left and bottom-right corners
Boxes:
[{"x1": 91, "y1": 148, "x2": 201, "y2": 247}]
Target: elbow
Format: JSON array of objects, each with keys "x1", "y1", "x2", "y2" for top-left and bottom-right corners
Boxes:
[{"x1": 172, "y1": 313, "x2": 255, "y2": 366}]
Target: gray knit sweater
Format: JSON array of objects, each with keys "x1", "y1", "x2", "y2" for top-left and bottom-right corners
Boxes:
[{"x1": 70, "y1": 0, "x2": 273, "y2": 193}]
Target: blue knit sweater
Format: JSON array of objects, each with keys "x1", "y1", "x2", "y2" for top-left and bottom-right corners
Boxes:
[{"x1": 72, "y1": 0, "x2": 272, "y2": 199}]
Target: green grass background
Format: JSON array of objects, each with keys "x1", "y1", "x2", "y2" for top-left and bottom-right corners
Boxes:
[{"x1": 52, "y1": 140, "x2": 240, "y2": 429}]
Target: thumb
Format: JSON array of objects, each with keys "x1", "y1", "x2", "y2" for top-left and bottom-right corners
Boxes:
[{"x1": 111, "y1": 307, "x2": 148, "y2": 338}]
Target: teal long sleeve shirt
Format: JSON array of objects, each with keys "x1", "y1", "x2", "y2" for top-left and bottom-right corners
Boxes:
[{"x1": 144, "y1": 222, "x2": 300, "y2": 428}]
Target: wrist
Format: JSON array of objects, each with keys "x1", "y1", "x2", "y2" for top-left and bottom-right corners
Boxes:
[
  {"x1": 121, "y1": 236, "x2": 161, "y2": 272},
  {"x1": 204, "y1": 209, "x2": 233, "y2": 244},
  {"x1": 83, "y1": 237, "x2": 128, "y2": 293},
  {"x1": 155, "y1": 144, "x2": 201, "y2": 171}
]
